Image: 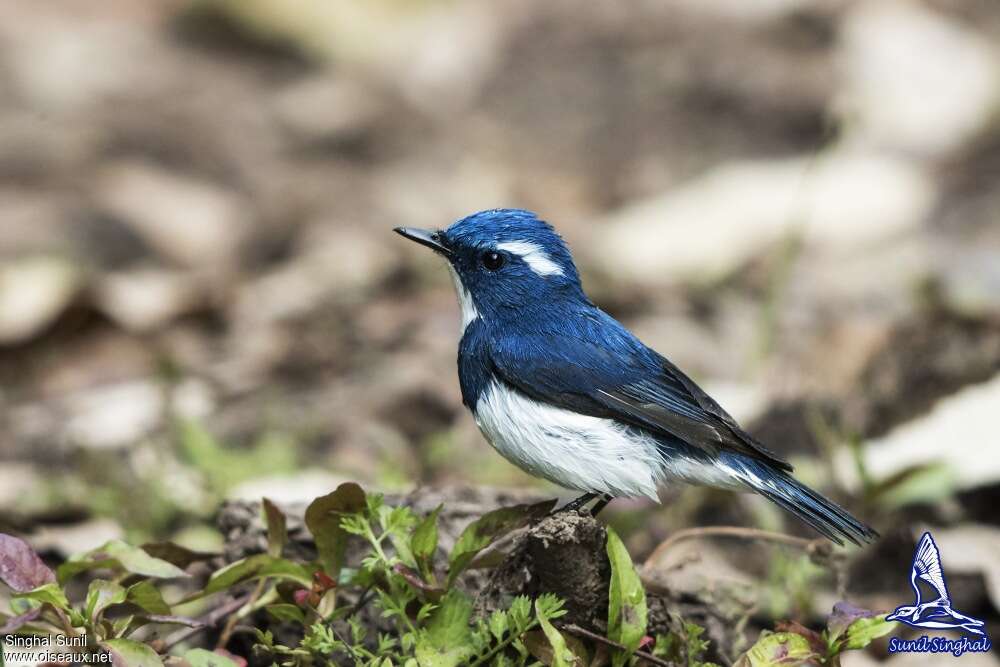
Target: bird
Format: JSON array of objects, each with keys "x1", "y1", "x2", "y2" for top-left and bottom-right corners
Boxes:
[
  {"x1": 395, "y1": 208, "x2": 878, "y2": 546},
  {"x1": 886, "y1": 532, "x2": 986, "y2": 635}
]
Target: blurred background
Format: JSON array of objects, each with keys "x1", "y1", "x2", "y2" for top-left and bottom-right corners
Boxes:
[{"x1": 1, "y1": 0, "x2": 999, "y2": 659}]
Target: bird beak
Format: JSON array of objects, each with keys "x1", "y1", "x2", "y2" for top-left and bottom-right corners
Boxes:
[{"x1": 393, "y1": 227, "x2": 451, "y2": 255}]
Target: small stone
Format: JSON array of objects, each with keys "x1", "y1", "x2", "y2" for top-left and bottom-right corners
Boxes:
[
  {"x1": 31, "y1": 519, "x2": 124, "y2": 558},
  {"x1": 272, "y1": 76, "x2": 380, "y2": 142},
  {"x1": 63, "y1": 380, "x2": 163, "y2": 450},
  {"x1": 595, "y1": 148, "x2": 934, "y2": 284},
  {"x1": 94, "y1": 267, "x2": 202, "y2": 332},
  {"x1": 0, "y1": 256, "x2": 80, "y2": 345},
  {"x1": 836, "y1": 374, "x2": 1000, "y2": 495},
  {"x1": 838, "y1": 0, "x2": 999, "y2": 156},
  {"x1": 96, "y1": 162, "x2": 248, "y2": 268}
]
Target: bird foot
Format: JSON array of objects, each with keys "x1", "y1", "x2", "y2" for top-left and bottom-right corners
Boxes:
[{"x1": 553, "y1": 493, "x2": 613, "y2": 517}]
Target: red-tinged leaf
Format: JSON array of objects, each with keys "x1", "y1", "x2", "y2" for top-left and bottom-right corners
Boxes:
[
  {"x1": 262, "y1": 498, "x2": 288, "y2": 559},
  {"x1": 394, "y1": 563, "x2": 444, "y2": 596},
  {"x1": 313, "y1": 570, "x2": 336, "y2": 592},
  {"x1": 827, "y1": 601, "x2": 876, "y2": 643},
  {"x1": 735, "y1": 631, "x2": 818, "y2": 667},
  {"x1": 304, "y1": 483, "x2": 366, "y2": 580},
  {"x1": 0, "y1": 534, "x2": 56, "y2": 592},
  {"x1": 0, "y1": 607, "x2": 41, "y2": 633},
  {"x1": 775, "y1": 620, "x2": 825, "y2": 655}
]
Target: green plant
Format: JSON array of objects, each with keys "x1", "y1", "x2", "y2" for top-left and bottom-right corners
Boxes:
[{"x1": 0, "y1": 485, "x2": 897, "y2": 667}]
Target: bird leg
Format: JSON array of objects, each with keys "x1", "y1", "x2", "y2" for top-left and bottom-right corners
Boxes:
[
  {"x1": 589, "y1": 494, "x2": 613, "y2": 517},
  {"x1": 558, "y1": 492, "x2": 597, "y2": 513},
  {"x1": 556, "y1": 492, "x2": 614, "y2": 516}
]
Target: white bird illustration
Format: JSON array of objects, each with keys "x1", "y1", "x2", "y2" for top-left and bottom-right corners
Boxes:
[{"x1": 886, "y1": 532, "x2": 986, "y2": 636}]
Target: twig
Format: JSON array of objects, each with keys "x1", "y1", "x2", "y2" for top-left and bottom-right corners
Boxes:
[
  {"x1": 559, "y1": 624, "x2": 675, "y2": 667},
  {"x1": 348, "y1": 584, "x2": 375, "y2": 617},
  {"x1": 216, "y1": 579, "x2": 267, "y2": 649},
  {"x1": 642, "y1": 526, "x2": 818, "y2": 574},
  {"x1": 162, "y1": 594, "x2": 251, "y2": 651}
]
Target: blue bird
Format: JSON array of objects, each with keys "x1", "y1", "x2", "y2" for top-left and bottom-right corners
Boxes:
[{"x1": 395, "y1": 209, "x2": 878, "y2": 545}]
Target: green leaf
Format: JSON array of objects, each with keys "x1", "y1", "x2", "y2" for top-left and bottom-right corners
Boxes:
[
  {"x1": 200, "y1": 554, "x2": 312, "y2": 598},
  {"x1": 412, "y1": 505, "x2": 442, "y2": 580},
  {"x1": 86, "y1": 579, "x2": 127, "y2": 623},
  {"x1": 103, "y1": 541, "x2": 189, "y2": 578},
  {"x1": 536, "y1": 603, "x2": 577, "y2": 667},
  {"x1": 266, "y1": 603, "x2": 306, "y2": 624},
  {"x1": 415, "y1": 590, "x2": 474, "y2": 667},
  {"x1": 126, "y1": 581, "x2": 172, "y2": 616},
  {"x1": 825, "y1": 601, "x2": 874, "y2": 644},
  {"x1": 606, "y1": 527, "x2": 647, "y2": 667},
  {"x1": 447, "y1": 500, "x2": 555, "y2": 585},
  {"x1": 59, "y1": 541, "x2": 187, "y2": 583},
  {"x1": 14, "y1": 582, "x2": 71, "y2": 611},
  {"x1": 737, "y1": 631, "x2": 818, "y2": 667},
  {"x1": 262, "y1": 498, "x2": 288, "y2": 559},
  {"x1": 304, "y1": 483, "x2": 366, "y2": 580},
  {"x1": 57, "y1": 558, "x2": 121, "y2": 584},
  {"x1": 177, "y1": 420, "x2": 297, "y2": 493},
  {"x1": 102, "y1": 638, "x2": 165, "y2": 667},
  {"x1": 488, "y1": 609, "x2": 508, "y2": 642},
  {"x1": 843, "y1": 614, "x2": 894, "y2": 650},
  {"x1": 140, "y1": 542, "x2": 216, "y2": 569},
  {"x1": 183, "y1": 648, "x2": 240, "y2": 667}
]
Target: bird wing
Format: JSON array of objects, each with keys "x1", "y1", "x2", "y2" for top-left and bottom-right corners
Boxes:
[
  {"x1": 912, "y1": 532, "x2": 949, "y2": 601},
  {"x1": 488, "y1": 325, "x2": 791, "y2": 471}
]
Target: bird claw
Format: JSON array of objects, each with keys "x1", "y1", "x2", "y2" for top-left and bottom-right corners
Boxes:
[{"x1": 553, "y1": 493, "x2": 613, "y2": 517}]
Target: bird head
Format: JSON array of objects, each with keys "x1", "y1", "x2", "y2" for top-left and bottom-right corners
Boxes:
[{"x1": 395, "y1": 209, "x2": 586, "y2": 326}]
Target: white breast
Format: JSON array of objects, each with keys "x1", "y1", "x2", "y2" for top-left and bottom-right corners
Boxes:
[
  {"x1": 473, "y1": 380, "x2": 669, "y2": 499},
  {"x1": 447, "y1": 265, "x2": 479, "y2": 332}
]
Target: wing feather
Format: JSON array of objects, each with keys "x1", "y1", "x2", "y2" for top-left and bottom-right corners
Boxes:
[
  {"x1": 913, "y1": 533, "x2": 949, "y2": 601},
  {"x1": 488, "y1": 326, "x2": 791, "y2": 470}
]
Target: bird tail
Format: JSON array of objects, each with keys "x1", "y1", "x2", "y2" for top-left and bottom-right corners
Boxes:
[{"x1": 722, "y1": 453, "x2": 879, "y2": 546}]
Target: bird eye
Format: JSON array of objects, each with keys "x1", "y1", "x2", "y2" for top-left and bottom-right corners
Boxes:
[{"x1": 482, "y1": 251, "x2": 505, "y2": 271}]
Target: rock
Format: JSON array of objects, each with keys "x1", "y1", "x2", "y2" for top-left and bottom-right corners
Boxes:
[
  {"x1": 938, "y1": 247, "x2": 1000, "y2": 317},
  {"x1": 63, "y1": 379, "x2": 163, "y2": 450},
  {"x1": 271, "y1": 75, "x2": 381, "y2": 143},
  {"x1": 94, "y1": 267, "x2": 203, "y2": 332},
  {"x1": 31, "y1": 519, "x2": 124, "y2": 558},
  {"x1": 837, "y1": 0, "x2": 1000, "y2": 156},
  {"x1": 475, "y1": 511, "x2": 610, "y2": 628},
  {"x1": 96, "y1": 162, "x2": 248, "y2": 269},
  {"x1": 929, "y1": 525, "x2": 1000, "y2": 613},
  {"x1": 228, "y1": 470, "x2": 354, "y2": 505},
  {"x1": 232, "y1": 222, "x2": 396, "y2": 325},
  {"x1": 837, "y1": 374, "x2": 1000, "y2": 495},
  {"x1": 0, "y1": 256, "x2": 80, "y2": 345},
  {"x1": 594, "y1": 148, "x2": 934, "y2": 284},
  {"x1": 0, "y1": 464, "x2": 43, "y2": 508}
]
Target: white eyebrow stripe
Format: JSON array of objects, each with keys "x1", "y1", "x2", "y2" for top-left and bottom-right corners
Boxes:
[{"x1": 496, "y1": 241, "x2": 564, "y2": 277}]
